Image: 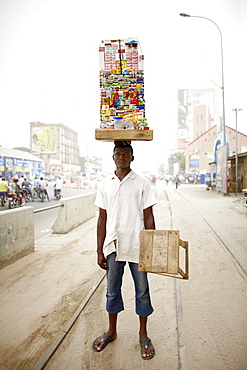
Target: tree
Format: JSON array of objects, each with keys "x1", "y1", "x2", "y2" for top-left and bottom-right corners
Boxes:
[
  {"x1": 168, "y1": 152, "x2": 185, "y2": 174},
  {"x1": 13, "y1": 147, "x2": 30, "y2": 153}
]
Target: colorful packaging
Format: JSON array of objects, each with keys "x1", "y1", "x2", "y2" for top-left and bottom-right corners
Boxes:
[{"x1": 99, "y1": 38, "x2": 148, "y2": 130}]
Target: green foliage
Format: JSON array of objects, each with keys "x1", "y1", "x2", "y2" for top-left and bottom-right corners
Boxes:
[
  {"x1": 13, "y1": 147, "x2": 30, "y2": 153},
  {"x1": 168, "y1": 152, "x2": 185, "y2": 172}
]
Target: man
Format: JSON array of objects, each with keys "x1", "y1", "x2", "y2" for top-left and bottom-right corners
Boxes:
[
  {"x1": 39, "y1": 177, "x2": 50, "y2": 201},
  {"x1": 54, "y1": 177, "x2": 63, "y2": 197},
  {"x1": 92, "y1": 143, "x2": 156, "y2": 360},
  {"x1": 10, "y1": 178, "x2": 24, "y2": 204},
  {"x1": 0, "y1": 177, "x2": 9, "y2": 200},
  {"x1": 19, "y1": 175, "x2": 25, "y2": 187},
  {"x1": 22, "y1": 178, "x2": 34, "y2": 200}
]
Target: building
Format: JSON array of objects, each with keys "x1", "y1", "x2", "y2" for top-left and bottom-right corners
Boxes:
[
  {"x1": 80, "y1": 156, "x2": 103, "y2": 178},
  {"x1": 228, "y1": 152, "x2": 247, "y2": 190},
  {"x1": 178, "y1": 88, "x2": 221, "y2": 151},
  {"x1": 30, "y1": 122, "x2": 81, "y2": 178},
  {"x1": 185, "y1": 125, "x2": 247, "y2": 183},
  {"x1": 0, "y1": 147, "x2": 44, "y2": 179}
]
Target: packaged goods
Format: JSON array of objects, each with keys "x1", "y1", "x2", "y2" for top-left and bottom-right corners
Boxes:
[{"x1": 99, "y1": 38, "x2": 149, "y2": 131}]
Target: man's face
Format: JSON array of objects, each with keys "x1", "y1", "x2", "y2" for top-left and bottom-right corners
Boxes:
[{"x1": 113, "y1": 147, "x2": 133, "y2": 169}]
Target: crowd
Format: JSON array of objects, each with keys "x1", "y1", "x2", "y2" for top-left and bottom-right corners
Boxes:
[{"x1": 0, "y1": 175, "x2": 63, "y2": 205}]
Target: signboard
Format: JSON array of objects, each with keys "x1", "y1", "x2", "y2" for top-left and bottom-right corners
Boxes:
[
  {"x1": 178, "y1": 90, "x2": 189, "y2": 150},
  {"x1": 31, "y1": 126, "x2": 57, "y2": 154},
  {"x1": 190, "y1": 158, "x2": 199, "y2": 168},
  {"x1": 216, "y1": 144, "x2": 228, "y2": 193},
  {"x1": 0, "y1": 157, "x2": 4, "y2": 172}
]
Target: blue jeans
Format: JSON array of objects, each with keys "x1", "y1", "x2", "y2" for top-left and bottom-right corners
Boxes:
[{"x1": 106, "y1": 252, "x2": 154, "y2": 317}]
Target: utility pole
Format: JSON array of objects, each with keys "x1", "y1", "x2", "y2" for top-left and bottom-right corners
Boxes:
[{"x1": 232, "y1": 108, "x2": 242, "y2": 193}]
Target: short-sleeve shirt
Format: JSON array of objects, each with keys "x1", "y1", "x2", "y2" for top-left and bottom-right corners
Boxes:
[{"x1": 95, "y1": 170, "x2": 156, "y2": 263}]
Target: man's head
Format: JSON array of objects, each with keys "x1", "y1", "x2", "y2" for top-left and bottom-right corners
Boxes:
[{"x1": 113, "y1": 143, "x2": 134, "y2": 170}]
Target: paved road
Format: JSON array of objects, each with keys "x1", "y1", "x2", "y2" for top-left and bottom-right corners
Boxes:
[
  {"x1": 0, "y1": 182, "x2": 246, "y2": 370},
  {"x1": 0, "y1": 184, "x2": 97, "y2": 240}
]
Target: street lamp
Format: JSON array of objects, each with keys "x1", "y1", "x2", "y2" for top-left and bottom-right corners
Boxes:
[
  {"x1": 232, "y1": 108, "x2": 242, "y2": 193},
  {"x1": 179, "y1": 13, "x2": 226, "y2": 146}
]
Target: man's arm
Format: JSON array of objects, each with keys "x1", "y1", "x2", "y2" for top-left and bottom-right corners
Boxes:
[
  {"x1": 97, "y1": 207, "x2": 108, "y2": 270},
  {"x1": 143, "y1": 206, "x2": 155, "y2": 229}
]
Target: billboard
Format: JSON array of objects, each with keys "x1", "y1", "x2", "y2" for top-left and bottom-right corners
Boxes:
[{"x1": 31, "y1": 126, "x2": 57, "y2": 154}]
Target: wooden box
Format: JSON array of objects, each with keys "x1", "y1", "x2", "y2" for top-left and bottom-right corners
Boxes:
[
  {"x1": 139, "y1": 230, "x2": 189, "y2": 279},
  {"x1": 95, "y1": 129, "x2": 153, "y2": 141}
]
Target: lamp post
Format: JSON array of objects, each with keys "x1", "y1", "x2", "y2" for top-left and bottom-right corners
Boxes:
[
  {"x1": 232, "y1": 108, "x2": 242, "y2": 193},
  {"x1": 179, "y1": 13, "x2": 226, "y2": 146}
]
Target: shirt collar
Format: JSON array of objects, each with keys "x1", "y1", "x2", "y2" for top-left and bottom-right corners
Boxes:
[{"x1": 111, "y1": 169, "x2": 135, "y2": 181}]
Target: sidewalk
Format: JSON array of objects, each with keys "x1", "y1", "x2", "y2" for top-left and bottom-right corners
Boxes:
[{"x1": 0, "y1": 183, "x2": 246, "y2": 370}]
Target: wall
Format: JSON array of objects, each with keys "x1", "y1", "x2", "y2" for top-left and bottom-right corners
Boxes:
[
  {"x1": 0, "y1": 193, "x2": 96, "y2": 269},
  {"x1": 0, "y1": 207, "x2": 34, "y2": 269},
  {"x1": 52, "y1": 192, "x2": 96, "y2": 234}
]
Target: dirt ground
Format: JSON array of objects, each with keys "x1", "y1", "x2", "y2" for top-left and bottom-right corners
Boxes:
[{"x1": 0, "y1": 183, "x2": 246, "y2": 370}]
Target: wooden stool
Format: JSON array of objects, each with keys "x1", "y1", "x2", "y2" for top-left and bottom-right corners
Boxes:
[{"x1": 139, "y1": 230, "x2": 189, "y2": 279}]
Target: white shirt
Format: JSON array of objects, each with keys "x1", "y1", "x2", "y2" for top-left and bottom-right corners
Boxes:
[
  {"x1": 95, "y1": 170, "x2": 156, "y2": 263},
  {"x1": 55, "y1": 179, "x2": 63, "y2": 189},
  {"x1": 39, "y1": 179, "x2": 47, "y2": 188}
]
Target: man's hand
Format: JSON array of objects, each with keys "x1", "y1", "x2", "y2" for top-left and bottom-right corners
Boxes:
[{"x1": 97, "y1": 252, "x2": 108, "y2": 270}]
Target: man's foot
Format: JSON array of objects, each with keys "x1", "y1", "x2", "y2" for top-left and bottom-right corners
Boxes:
[
  {"x1": 140, "y1": 337, "x2": 155, "y2": 360},
  {"x1": 92, "y1": 333, "x2": 117, "y2": 352}
]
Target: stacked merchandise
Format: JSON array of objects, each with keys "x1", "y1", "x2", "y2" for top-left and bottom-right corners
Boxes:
[{"x1": 99, "y1": 38, "x2": 149, "y2": 131}]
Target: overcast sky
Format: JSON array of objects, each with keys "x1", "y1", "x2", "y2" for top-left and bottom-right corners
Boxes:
[{"x1": 0, "y1": 0, "x2": 246, "y2": 173}]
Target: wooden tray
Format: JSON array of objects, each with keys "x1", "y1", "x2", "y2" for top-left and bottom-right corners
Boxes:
[
  {"x1": 139, "y1": 230, "x2": 189, "y2": 279},
  {"x1": 95, "y1": 129, "x2": 153, "y2": 141}
]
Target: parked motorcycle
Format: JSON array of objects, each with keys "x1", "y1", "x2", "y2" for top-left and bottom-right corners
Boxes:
[
  {"x1": 7, "y1": 193, "x2": 26, "y2": 209},
  {"x1": 0, "y1": 191, "x2": 7, "y2": 207}
]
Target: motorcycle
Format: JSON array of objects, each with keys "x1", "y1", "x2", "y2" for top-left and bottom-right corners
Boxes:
[
  {"x1": 22, "y1": 189, "x2": 32, "y2": 202},
  {"x1": 55, "y1": 188, "x2": 62, "y2": 200},
  {"x1": 7, "y1": 193, "x2": 26, "y2": 209},
  {"x1": 39, "y1": 188, "x2": 46, "y2": 202},
  {"x1": 33, "y1": 188, "x2": 40, "y2": 199},
  {"x1": 0, "y1": 191, "x2": 7, "y2": 207}
]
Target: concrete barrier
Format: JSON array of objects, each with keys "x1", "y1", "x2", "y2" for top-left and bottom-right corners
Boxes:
[
  {"x1": 52, "y1": 192, "x2": 96, "y2": 234},
  {"x1": 0, "y1": 206, "x2": 34, "y2": 269}
]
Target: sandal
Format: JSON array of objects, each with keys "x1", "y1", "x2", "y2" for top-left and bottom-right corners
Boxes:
[
  {"x1": 140, "y1": 338, "x2": 155, "y2": 360},
  {"x1": 92, "y1": 333, "x2": 116, "y2": 352}
]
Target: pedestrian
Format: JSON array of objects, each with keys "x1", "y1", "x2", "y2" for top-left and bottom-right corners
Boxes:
[
  {"x1": 175, "y1": 175, "x2": 180, "y2": 189},
  {"x1": 92, "y1": 142, "x2": 156, "y2": 360}
]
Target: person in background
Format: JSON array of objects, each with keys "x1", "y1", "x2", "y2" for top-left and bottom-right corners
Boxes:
[
  {"x1": 0, "y1": 177, "x2": 9, "y2": 196},
  {"x1": 92, "y1": 142, "x2": 156, "y2": 360},
  {"x1": 39, "y1": 177, "x2": 50, "y2": 201},
  {"x1": 10, "y1": 178, "x2": 23, "y2": 204},
  {"x1": 19, "y1": 175, "x2": 25, "y2": 187},
  {"x1": 54, "y1": 177, "x2": 63, "y2": 197},
  {"x1": 33, "y1": 176, "x2": 40, "y2": 198},
  {"x1": 22, "y1": 178, "x2": 34, "y2": 201}
]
